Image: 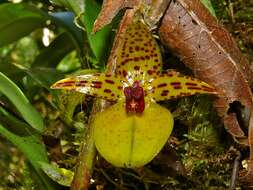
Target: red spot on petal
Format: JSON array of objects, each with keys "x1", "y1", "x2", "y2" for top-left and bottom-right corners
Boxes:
[
  {"x1": 123, "y1": 70, "x2": 127, "y2": 77},
  {"x1": 135, "y1": 46, "x2": 140, "y2": 51},
  {"x1": 157, "y1": 83, "x2": 167, "y2": 88},
  {"x1": 188, "y1": 87, "x2": 202, "y2": 90},
  {"x1": 134, "y1": 57, "x2": 140, "y2": 62},
  {"x1": 56, "y1": 82, "x2": 74, "y2": 87},
  {"x1": 76, "y1": 82, "x2": 86, "y2": 87},
  {"x1": 147, "y1": 70, "x2": 153, "y2": 75},
  {"x1": 170, "y1": 82, "x2": 181, "y2": 86},
  {"x1": 105, "y1": 79, "x2": 115, "y2": 84},
  {"x1": 134, "y1": 66, "x2": 140, "y2": 70},
  {"x1": 186, "y1": 82, "x2": 197, "y2": 86},
  {"x1": 161, "y1": 90, "x2": 169, "y2": 96},
  {"x1": 92, "y1": 81, "x2": 102, "y2": 85},
  {"x1": 201, "y1": 85, "x2": 215, "y2": 92},
  {"x1": 104, "y1": 89, "x2": 112, "y2": 93}
]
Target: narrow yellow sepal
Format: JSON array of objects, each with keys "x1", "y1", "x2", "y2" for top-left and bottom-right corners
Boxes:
[
  {"x1": 148, "y1": 70, "x2": 217, "y2": 101},
  {"x1": 51, "y1": 73, "x2": 124, "y2": 102}
]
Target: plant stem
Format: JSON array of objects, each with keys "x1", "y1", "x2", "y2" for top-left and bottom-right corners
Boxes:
[{"x1": 70, "y1": 100, "x2": 103, "y2": 190}]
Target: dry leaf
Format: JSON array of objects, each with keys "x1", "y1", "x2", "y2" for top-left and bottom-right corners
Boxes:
[
  {"x1": 159, "y1": 0, "x2": 253, "y2": 142},
  {"x1": 158, "y1": 0, "x2": 253, "y2": 183},
  {"x1": 93, "y1": 0, "x2": 140, "y2": 33},
  {"x1": 93, "y1": 0, "x2": 170, "y2": 33}
]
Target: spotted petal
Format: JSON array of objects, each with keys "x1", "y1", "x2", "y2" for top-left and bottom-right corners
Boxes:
[
  {"x1": 51, "y1": 73, "x2": 124, "y2": 101},
  {"x1": 148, "y1": 70, "x2": 217, "y2": 101},
  {"x1": 116, "y1": 21, "x2": 162, "y2": 80}
]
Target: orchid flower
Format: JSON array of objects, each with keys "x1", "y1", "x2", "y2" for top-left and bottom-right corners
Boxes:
[{"x1": 51, "y1": 20, "x2": 216, "y2": 168}]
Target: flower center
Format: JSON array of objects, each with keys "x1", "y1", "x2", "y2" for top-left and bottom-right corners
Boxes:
[{"x1": 123, "y1": 81, "x2": 145, "y2": 114}]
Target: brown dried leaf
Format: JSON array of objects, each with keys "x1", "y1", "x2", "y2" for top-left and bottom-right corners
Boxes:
[
  {"x1": 158, "y1": 0, "x2": 253, "y2": 183},
  {"x1": 159, "y1": 0, "x2": 253, "y2": 141},
  {"x1": 93, "y1": 0, "x2": 170, "y2": 33},
  {"x1": 143, "y1": 0, "x2": 171, "y2": 29},
  {"x1": 93, "y1": 0, "x2": 140, "y2": 33}
]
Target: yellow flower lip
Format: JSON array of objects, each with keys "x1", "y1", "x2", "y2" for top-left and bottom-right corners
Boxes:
[{"x1": 93, "y1": 102, "x2": 174, "y2": 168}]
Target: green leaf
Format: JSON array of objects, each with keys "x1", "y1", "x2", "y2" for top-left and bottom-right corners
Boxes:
[
  {"x1": 49, "y1": 0, "x2": 84, "y2": 15},
  {"x1": 0, "y1": 106, "x2": 31, "y2": 133},
  {"x1": 0, "y1": 72, "x2": 44, "y2": 132},
  {"x1": 201, "y1": 0, "x2": 216, "y2": 17},
  {"x1": 40, "y1": 162, "x2": 74, "y2": 187},
  {"x1": 32, "y1": 33, "x2": 75, "y2": 68},
  {"x1": 56, "y1": 51, "x2": 81, "y2": 72},
  {"x1": 0, "y1": 121, "x2": 55, "y2": 190},
  {"x1": 0, "y1": 3, "x2": 48, "y2": 47},
  {"x1": 50, "y1": 12, "x2": 84, "y2": 52},
  {"x1": 0, "y1": 3, "x2": 83, "y2": 53},
  {"x1": 83, "y1": 0, "x2": 111, "y2": 61},
  {"x1": 25, "y1": 67, "x2": 65, "y2": 90},
  {"x1": 0, "y1": 61, "x2": 25, "y2": 82}
]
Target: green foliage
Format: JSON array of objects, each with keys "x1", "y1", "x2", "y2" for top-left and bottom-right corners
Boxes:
[
  {"x1": 83, "y1": 0, "x2": 112, "y2": 63},
  {"x1": 0, "y1": 123, "x2": 55, "y2": 189},
  {"x1": 0, "y1": 0, "x2": 113, "y2": 188},
  {"x1": 0, "y1": 3, "x2": 48, "y2": 47},
  {"x1": 32, "y1": 33, "x2": 75, "y2": 68},
  {"x1": 40, "y1": 162, "x2": 74, "y2": 186},
  {"x1": 50, "y1": 0, "x2": 84, "y2": 15},
  {"x1": 0, "y1": 0, "x2": 251, "y2": 189},
  {"x1": 0, "y1": 72, "x2": 44, "y2": 132}
]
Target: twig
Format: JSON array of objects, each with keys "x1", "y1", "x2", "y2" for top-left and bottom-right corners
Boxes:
[
  {"x1": 70, "y1": 100, "x2": 98, "y2": 190},
  {"x1": 230, "y1": 151, "x2": 241, "y2": 190}
]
